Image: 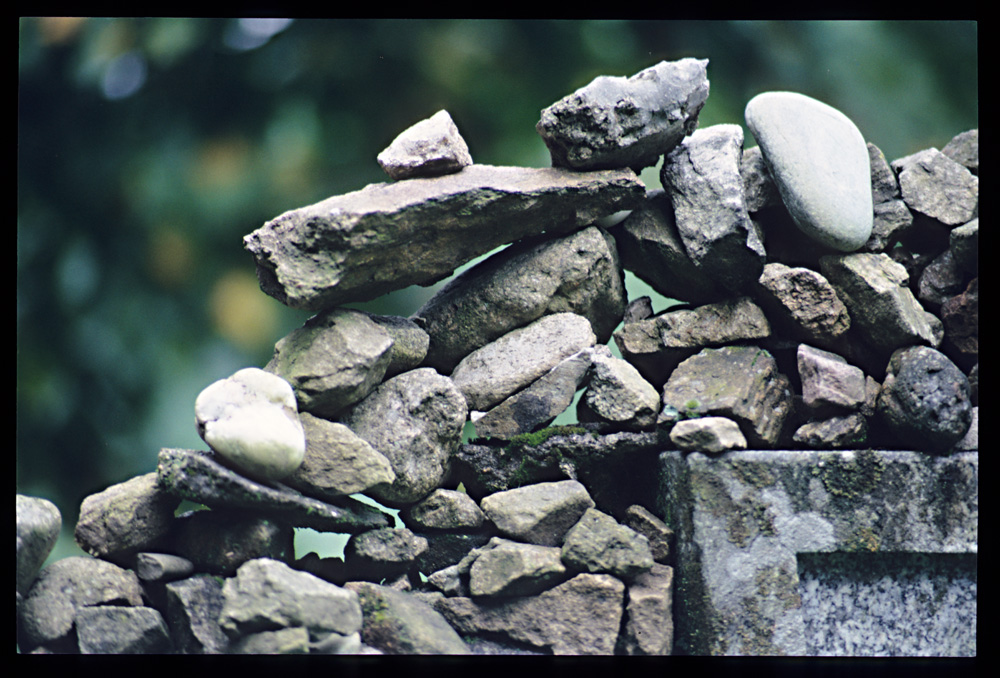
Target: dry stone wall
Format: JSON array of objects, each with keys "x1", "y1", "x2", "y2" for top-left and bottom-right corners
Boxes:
[{"x1": 16, "y1": 58, "x2": 978, "y2": 655}]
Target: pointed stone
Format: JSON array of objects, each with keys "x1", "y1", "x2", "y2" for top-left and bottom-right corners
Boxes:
[
  {"x1": 745, "y1": 91, "x2": 873, "y2": 252},
  {"x1": 377, "y1": 109, "x2": 472, "y2": 180}
]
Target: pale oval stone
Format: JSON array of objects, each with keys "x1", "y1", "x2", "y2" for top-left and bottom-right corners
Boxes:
[
  {"x1": 195, "y1": 367, "x2": 306, "y2": 481},
  {"x1": 745, "y1": 92, "x2": 873, "y2": 252}
]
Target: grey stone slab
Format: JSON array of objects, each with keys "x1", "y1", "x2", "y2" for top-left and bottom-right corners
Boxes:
[{"x1": 659, "y1": 449, "x2": 978, "y2": 656}]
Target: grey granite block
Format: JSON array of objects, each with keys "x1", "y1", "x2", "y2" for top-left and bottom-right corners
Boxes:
[{"x1": 659, "y1": 450, "x2": 977, "y2": 656}]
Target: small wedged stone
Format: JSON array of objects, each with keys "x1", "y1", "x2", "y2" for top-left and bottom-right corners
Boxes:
[
  {"x1": 243, "y1": 164, "x2": 644, "y2": 310},
  {"x1": 401, "y1": 489, "x2": 485, "y2": 532},
  {"x1": 893, "y1": 148, "x2": 978, "y2": 225},
  {"x1": 561, "y1": 507, "x2": 654, "y2": 580},
  {"x1": 864, "y1": 199, "x2": 914, "y2": 253},
  {"x1": 467, "y1": 538, "x2": 567, "y2": 597},
  {"x1": 450, "y1": 313, "x2": 596, "y2": 412},
  {"x1": 264, "y1": 308, "x2": 394, "y2": 418},
  {"x1": 577, "y1": 346, "x2": 660, "y2": 431},
  {"x1": 135, "y1": 552, "x2": 195, "y2": 582},
  {"x1": 230, "y1": 626, "x2": 310, "y2": 654},
  {"x1": 75, "y1": 605, "x2": 172, "y2": 654},
  {"x1": 755, "y1": 263, "x2": 850, "y2": 348},
  {"x1": 377, "y1": 109, "x2": 472, "y2": 180},
  {"x1": 624, "y1": 505, "x2": 673, "y2": 565},
  {"x1": 343, "y1": 527, "x2": 429, "y2": 582},
  {"x1": 741, "y1": 145, "x2": 781, "y2": 213},
  {"x1": 341, "y1": 368, "x2": 467, "y2": 508},
  {"x1": 792, "y1": 413, "x2": 868, "y2": 449},
  {"x1": 745, "y1": 91, "x2": 873, "y2": 251},
  {"x1": 917, "y1": 249, "x2": 966, "y2": 311},
  {"x1": 346, "y1": 581, "x2": 470, "y2": 655},
  {"x1": 669, "y1": 416, "x2": 748, "y2": 453},
  {"x1": 362, "y1": 313, "x2": 430, "y2": 379},
  {"x1": 797, "y1": 344, "x2": 866, "y2": 412},
  {"x1": 480, "y1": 479, "x2": 595, "y2": 547},
  {"x1": 165, "y1": 574, "x2": 229, "y2": 654},
  {"x1": 661, "y1": 124, "x2": 766, "y2": 292},
  {"x1": 168, "y1": 507, "x2": 295, "y2": 576},
  {"x1": 413, "y1": 225, "x2": 626, "y2": 374},
  {"x1": 949, "y1": 219, "x2": 978, "y2": 275},
  {"x1": 16, "y1": 495, "x2": 62, "y2": 596},
  {"x1": 868, "y1": 142, "x2": 901, "y2": 204},
  {"x1": 536, "y1": 58, "x2": 709, "y2": 171},
  {"x1": 194, "y1": 367, "x2": 306, "y2": 481},
  {"x1": 940, "y1": 277, "x2": 978, "y2": 370},
  {"x1": 156, "y1": 447, "x2": 390, "y2": 533}
]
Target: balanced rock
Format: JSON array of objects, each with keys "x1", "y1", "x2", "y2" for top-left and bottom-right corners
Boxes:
[
  {"x1": 194, "y1": 367, "x2": 306, "y2": 481},
  {"x1": 536, "y1": 58, "x2": 709, "y2": 171},
  {"x1": 16, "y1": 495, "x2": 61, "y2": 597},
  {"x1": 892, "y1": 148, "x2": 978, "y2": 225},
  {"x1": 377, "y1": 109, "x2": 473, "y2": 180},
  {"x1": 265, "y1": 308, "x2": 394, "y2": 418},
  {"x1": 342, "y1": 368, "x2": 467, "y2": 507},
  {"x1": 660, "y1": 124, "x2": 766, "y2": 292},
  {"x1": 877, "y1": 346, "x2": 972, "y2": 452},
  {"x1": 243, "y1": 164, "x2": 644, "y2": 310},
  {"x1": 480, "y1": 479, "x2": 595, "y2": 547},
  {"x1": 450, "y1": 313, "x2": 596, "y2": 412},
  {"x1": 669, "y1": 416, "x2": 747, "y2": 453},
  {"x1": 745, "y1": 91, "x2": 873, "y2": 251},
  {"x1": 413, "y1": 225, "x2": 626, "y2": 373}
]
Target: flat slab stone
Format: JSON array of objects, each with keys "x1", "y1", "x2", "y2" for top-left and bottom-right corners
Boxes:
[
  {"x1": 745, "y1": 92, "x2": 873, "y2": 252},
  {"x1": 244, "y1": 164, "x2": 644, "y2": 310},
  {"x1": 660, "y1": 449, "x2": 978, "y2": 656}
]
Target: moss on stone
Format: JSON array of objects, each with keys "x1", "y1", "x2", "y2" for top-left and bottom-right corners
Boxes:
[{"x1": 820, "y1": 448, "x2": 886, "y2": 499}]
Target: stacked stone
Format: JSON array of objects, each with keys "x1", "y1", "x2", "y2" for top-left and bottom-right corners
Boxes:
[{"x1": 17, "y1": 59, "x2": 977, "y2": 655}]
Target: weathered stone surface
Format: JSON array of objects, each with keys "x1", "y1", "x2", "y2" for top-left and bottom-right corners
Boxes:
[
  {"x1": 745, "y1": 92, "x2": 873, "y2": 251},
  {"x1": 669, "y1": 416, "x2": 748, "y2": 453},
  {"x1": 468, "y1": 538, "x2": 567, "y2": 597},
  {"x1": 941, "y1": 128, "x2": 978, "y2": 174},
  {"x1": 342, "y1": 368, "x2": 467, "y2": 507},
  {"x1": 956, "y1": 406, "x2": 978, "y2": 451},
  {"x1": 16, "y1": 494, "x2": 61, "y2": 596},
  {"x1": 346, "y1": 581, "x2": 470, "y2": 654},
  {"x1": 165, "y1": 574, "x2": 229, "y2": 654},
  {"x1": 940, "y1": 277, "x2": 978, "y2": 369},
  {"x1": 264, "y1": 308, "x2": 394, "y2": 418},
  {"x1": 414, "y1": 226, "x2": 626, "y2": 374},
  {"x1": 868, "y1": 142, "x2": 900, "y2": 204},
  {"x1": 661, "y1": 124, "x2": 766, "y2": 292},
  {"x1": 892, "y1": 148, "x2": 978, "y2": 225},
  {"x1": 877, "y1": 346, "x2": 972, "y2": 452},
  {"x1": 18, "y1": 556, "x2": 144, "y2": 652},
  {"x1": 401, "y1": 489, "x2": 485, "y2": 532},
  {"x1": 244, "y1": 164, "x2": 644, "y2": 310},
  {"x1": 285, "y1": 412, "x2": 395, "y2": 500},
  {"x1": 343, "y1": 527, "x2": 429, "y2": 582},
  {"x1": 220, "y1": 558, "x2": 362, "y2": 639},
  {"x1": 156, "y1": 447, "x2": 390, "y2": 533},
  {"x1": 472, "y1": 349, "x2": 592, "y2": 440},
  {"x1": 377, "y1": 109, "x2": 472, "y2": 180},
  {"x1": 917, "y1": 249, "x2": 966, "y2": 311},
  {"x1": 613, "y1": 313, "x2": 690, "y2": 389},
  {"x1": 661, "y1": 346, "x2": 793, "y2": 448},
  {"x1": 741, "y1": 144, "x2": 781, "y2": 212},
  {"x1": 536, "y1": 58, "x2": 709, "y2": 171},
  {"x1": 561, "y1": 507, "x2": 654, "y2": 580},
  {"x1": 362, "y1": 313, "x2": 430, "y2": 379},
  {"x1": 135, "y1": 552, "x2": 195, "y2": 582},
  {"x1": 624, "y1": 505, "x2": 673, "y2": 565},
  {"x1": 429, "y1": 573, "x2": 625, "y2": 655},
  {"x1": 756, "y1": 263, "x2": 851, "y2": 348},
  {"x1": 864, "y1": 199, "x2": 914, "y2": 252},
  {"x1": 819, "y1": 253, "x2": 937, "y2": 357},
  {"x1": 76, "y1": 606, "x2": 172, "y2": 654},
  {"x1": 229, "y1": 626, "x2": 311, "y2": 654},
  {"x1": 480, "y1": 479, "x2": 595, "y2": 547},
  {"x1": 195, "y1": 367, "x2": 306, "y2": 481},
  {"x1": 450, "y1": 313, "x2": 596, "y2": 412},
  {"x1": 949, "y1": 218, "x2": 978, "y2": 275},
  {"x1": 620, "y1": 563, "x2": 674, "y2": 655},
  {"x1": 612, "y1": 190, "x2": 724, "y2": 304},
  {"x1": 74, "y1": 472, "x2": 178, "y2": 564},
  {"x1": 169, "y1": 507, "x2": 294, "y2": 576},
  {"x1": 415, "y1": 532, "x2": 496, "y2": 577},
  {"x1": 797, "y1": 344, "x2": 866, "y2": 411},
  {"x1": 577, "y1": 345, "x2": 659, "y2": 431},
  {"x1": 792, "y1": 413, "x2": 868, "y2": 449}
]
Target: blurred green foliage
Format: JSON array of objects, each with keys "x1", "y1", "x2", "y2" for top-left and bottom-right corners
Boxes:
[{"x1": 17, "y1": 19, "x2": 976, "y2": 562}]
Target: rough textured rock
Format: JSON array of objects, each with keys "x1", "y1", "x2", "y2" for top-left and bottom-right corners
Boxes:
[
  {"x1": 560, "y1": 508, "x2": 654, "y2": 580},
  {"x1": 577, "y1": 346, "x2": 660, "y2": 431},
  {"x1": 342, "y1": 368, "x2": 467, "y2": 507},
  {"x1": 362, "y1": 313, "x2": 430, "y2": 379},
  {"x1": 536, "y1": 58, "x2": 709, "y2": 171},
  {"x1": 620, "y1": 563, "x2": 674, "y2": 655},
  {"x1": 346, "y1": 581, "x2": 470, "y2": 654},
  {"x1": 741, "y1": 144, "x2": 781, "y2": 212},
  {"x1": 429, "y1": 573, "x2": 625, "y2": 655},
  {"x1": 612, "y1": 189, "x2": 725, "y2": 304},
  {"x1": 74, "y1": 472, "x2": 178, "y2": 564},
  {"x1": 661, "y1": 346, "x2": 793, "y2": 448},
  {"x1": 624, "y1": 505, "x2": 673, "y2": 565},
  {"x1": 949, "y1": 219, "x2": 978, "y2": 275},
  {"x1": 892, "y1": 148, "x2": 979, "y2": 225},
  {"x1": 76, "y1": 606, "x2": 172, "y2": 654},
  {"x1": 450, "y1": 313, "x2": 596, "y2": 412},
  {"x1": 480, "y1": 479, "x2": 596, "y2": 547},
  {"x1": 877, "y1": 346, "x2": 972, "y2": 452},
  {"x1": 243, "y1": 164, "x2": 644, "y2": 310},
  {"x1": 264, "y1": 308, "x2": 394, "y2": 418},
  {"x1": 343, "y1": 527, "x2": 429, "y2": 582},
  {"x1": 797, "y1": 344, "x2": 866, "y2": 412},
  {"x1": 661, "y1": 124, "x2": 766, "y2": 292},
  {"x1": 917, "y1": 249, "x2": 966, "y2": 312},
  {"x1": 135, "y1": 552, "x2": 195, "y2": 582},
  {"x1": 939, "y1": 277, "x2": 978, "y2": 370},
  {"x1": 669, "y1": 416, "x2": 748, "y2": 453},
  {"x1": 16, "y1": 494, "x2": 62, "y2": 596},
  {"x1": 194, "y1": 367, "x2": 306, "y2": 481},
  {"x1": 219, "y1": 558, "x2": 362, "y2": 640},
  {"x1": 414, "y1": 225, "x2": 626, "y2": 374},
  {"x1": 868, "y1": 142, "x2": 901, "y2": 204},
  {"x1": 865, "y1": 199, "x2": 915, "y2": 253},
  {"x1": 229, "y1": 626, "x2": 311, "y2": 654},
  {"x1": 285, "y1": 412, "x2": 395, "y2": 500},
  {"x1": 755, "y1": 263, "x2": 851, "y2": 348},
  {"x1": 156, "y1": 447, "x2": 390, "y2": 533},
  {"x1": 941, "y1": 128, "x2": 978, "y2": 174},
  {"x1": 168, "y1": 507, "x2": 294, "y2": 576},
  {"x1": 164, "y1": 574, "x2": 229, "y2": 654},
  {"x1": 792, "y1": 413, "x2": 868, "y2": 449},
  {"x1": 745, "y1": 91, "x2": 873, "y2": 251},
  {"x1": 377, "y1": 109, "x2": 472, "y2": 180},
  {"x1": 401, "y1": 489, "x2": 485, "y2": 532},
  {"x1": 467, "y1": 538, "x2": 567, "y2": 597}
]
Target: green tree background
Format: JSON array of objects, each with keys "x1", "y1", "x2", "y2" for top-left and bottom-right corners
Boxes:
[{"x1": 17, "y1": 19, "x2": 977, "y2": 563}]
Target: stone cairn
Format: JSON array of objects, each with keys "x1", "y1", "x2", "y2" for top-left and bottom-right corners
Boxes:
[{"x1": 17, "y1": 58, "x2": 978, "y2": 655}]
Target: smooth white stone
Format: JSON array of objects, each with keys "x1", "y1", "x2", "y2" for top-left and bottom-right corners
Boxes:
[
  {"x1": 195, "y1": 367, "x2": 306, "y2": 481},
  {"x1": 745, "y1": 92, "x2": 873, "y2": 252}
]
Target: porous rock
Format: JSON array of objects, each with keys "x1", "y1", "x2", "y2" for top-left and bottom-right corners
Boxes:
[
  {"x1": 16, "y1": 495, "x2": 62, "y2": 596},
  {"x1": 536, "y1": 58, "x2": 709, "y2": 171},
  {"x1": 243, "y1": 164, "x2": 644, "y2": 310},
  {"x1": 480, "y1": 479, "x2": 595, "y2": 547},
  {"x1": 377, "y1": 109, "x2": 472, "y2": 180}
]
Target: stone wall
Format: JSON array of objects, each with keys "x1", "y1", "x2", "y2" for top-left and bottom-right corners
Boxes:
[{"x1": 16, "y1": 59, "x2": 977, "y2": 655}]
